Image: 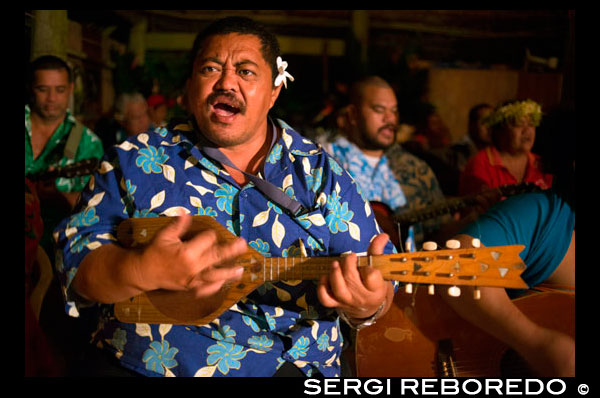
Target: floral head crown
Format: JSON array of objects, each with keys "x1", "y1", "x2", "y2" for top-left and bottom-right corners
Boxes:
[
  {"x1": 274, "y1": 56, "x2": 294, "y2": 89},
  {"x1": 483, "y1": 99, "x2": 543, "y2": 128}
]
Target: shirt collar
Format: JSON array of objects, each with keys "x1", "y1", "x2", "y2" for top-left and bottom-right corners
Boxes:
[
  {"x1": 333, "y1": 135, "x2": 386, "y2": 166},
  {"x1": 486, "y1": 145, "x2": 538, "y2": 169},
  {"x1": 25, "y1": 104, "x2": 75, "y2": 140}
]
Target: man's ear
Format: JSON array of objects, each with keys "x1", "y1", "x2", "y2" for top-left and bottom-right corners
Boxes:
[
  {"x1": 269, "y1": 82, "x2": 283, "y2": 109},
  {"x1": 346, "y1": 104, "x2": 359, "y2": 127}
]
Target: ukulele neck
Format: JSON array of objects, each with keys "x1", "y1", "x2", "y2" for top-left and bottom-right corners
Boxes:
[{"x1": 241, "y1": 246, "x2": 527, "y2": 290}]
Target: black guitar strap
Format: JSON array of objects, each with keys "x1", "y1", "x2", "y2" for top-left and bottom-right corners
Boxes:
[{"x1": 199, "y1": 119, "x2": 308, "y2": 218}]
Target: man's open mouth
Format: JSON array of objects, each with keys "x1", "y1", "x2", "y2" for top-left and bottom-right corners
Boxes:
[
  {"x1": 213, "y1": 102, "x2": 241, "y2": 117},
  {"x1": 209, "y1": 93, "x2": 245, "y2": 118}
]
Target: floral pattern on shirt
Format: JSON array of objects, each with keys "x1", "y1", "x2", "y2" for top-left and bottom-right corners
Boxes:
[
  {"x1": 326, "y1": 136, "x2": 407, "y2": 212},
  {"x1": 54, "y1": 119, "x2": 397, "y2": 377},
  {"x1": 24, "y1": 105, "x2": 104, "y2": 193}
]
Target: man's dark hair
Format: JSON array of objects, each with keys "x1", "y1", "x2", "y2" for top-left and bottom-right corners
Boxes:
[
  {"x1": 468, "y1": 103, "x2": 492, "y2": 124},
  {"x1": 29, "y1": 55, "x2": 73, "y2": 84},
  {"x1": 188, "y1": 16, "x2": 281, "y2": 85},
  {"x1": 348, "y1": 75, "x2": 393, "y2": 107}
]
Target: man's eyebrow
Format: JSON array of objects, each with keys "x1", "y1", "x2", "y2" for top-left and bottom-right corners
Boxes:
[
  {"x1": 234, "y1": 59, "x2": 259, "y2": 68},
  {"x1": 199, "y1": 57, "x2": 224, "y2": 65},
  {"x1": 199, "y1": 57, "x2": 259, "y2": 68}
]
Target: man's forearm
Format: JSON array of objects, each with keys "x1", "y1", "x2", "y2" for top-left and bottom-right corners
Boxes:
[{"x1": 71, "y1": 243, "x2": 147, "y2": 304}]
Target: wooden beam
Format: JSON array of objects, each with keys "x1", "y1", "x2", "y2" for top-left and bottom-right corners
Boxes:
[{"x1": 145, "y1": 32, "x2": 345, "y2": 56}]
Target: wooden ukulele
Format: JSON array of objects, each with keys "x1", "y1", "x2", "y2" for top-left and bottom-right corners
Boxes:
[
  {"x1": 26, "y1": 158, "x2": 100, "y2": 181},
  {"x1": 113, "y1": 215, "x2": 527, "y2": 326},
  {"x1": 355, "y1": 286, "x2": 574, "y2": 377}
]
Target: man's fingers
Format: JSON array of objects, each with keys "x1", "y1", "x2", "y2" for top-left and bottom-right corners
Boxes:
[
  {"x1": 203, "y1": 236, "x2": 249, "y2": 265},
  {"x1": 200, "y1": 264, "x2": 245, "y2": 284},
  {"x1": 157, "y1": 213, "x2": 192, "y2": 242},
  {"x1": 359, "y1": 266, "x2": 386, "y2": 293},
  {"x1": 329, "y1": 255, "x2": 360, "y2": 303},
  {"x1": 368, "y1": 233, "x2": 389, "y2": 256},
  {"x1": 316, "y1": 275, "x2": 342, "y2": 308}
]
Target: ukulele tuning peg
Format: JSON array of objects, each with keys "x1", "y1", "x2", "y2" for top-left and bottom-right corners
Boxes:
[
  {"x1": 405, "y1": 283, "x2": 413, "y2": 294},
  {"x1": 473, "y1": 287, "x2": 481, "y2": 300},
  {"x1": 428, "y1": 284, "x2": 435, "y2": 295},
  {"x1": 447, "y1": 285, "x2": 461, "y2": 297},
  {"x1": 423, "y1": 241, "x2": 438, "y2": 251},
  {"x1": 472, "y1": 238, "x2": 481, "y2": 248},
  {"x1": 446, "y1": 239, "x2": 461, "y2": 249}
]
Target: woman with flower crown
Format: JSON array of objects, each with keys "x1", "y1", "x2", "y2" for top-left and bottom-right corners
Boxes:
[{"x1": 458, "y1": 99, "x2": 553, "y2": 196}]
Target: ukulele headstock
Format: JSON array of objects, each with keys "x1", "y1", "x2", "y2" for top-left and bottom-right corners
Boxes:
[{"x1": 377, "y1": 244, "x2": 528, "y2": 297}]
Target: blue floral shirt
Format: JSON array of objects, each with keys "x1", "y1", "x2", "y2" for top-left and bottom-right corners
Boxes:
[
  {"x1": 54, "y1": 119, "x2": 396, "y2": 377},
  {"x1": 324, "y1": 136, "x2": 407, "y2": 211}
]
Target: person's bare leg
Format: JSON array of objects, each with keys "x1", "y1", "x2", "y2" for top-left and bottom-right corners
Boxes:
[{"x1": 440, "y1": 234, "x2": 575, "y2": 377}]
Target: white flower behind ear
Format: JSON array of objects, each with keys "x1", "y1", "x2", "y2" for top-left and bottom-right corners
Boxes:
[{"x1": 275, "y1": 56, "x2": 295, "y2": 89}]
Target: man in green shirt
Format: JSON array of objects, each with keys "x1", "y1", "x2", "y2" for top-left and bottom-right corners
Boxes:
[{"x1": 25, "y1": 55, "x2": 104, "y2": 253}]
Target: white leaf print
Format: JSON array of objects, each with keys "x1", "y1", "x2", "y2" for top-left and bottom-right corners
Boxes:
[
  {"x1": 135, "y1": 323, "x2": 153, "y2": 340},
  {"x1": 161, "y1": 207, "x2": 190, "y2": 217},
  {"x1": 67, "y1": 303, "x2": 80, "y2": 318},
  {"x1": 281, "y1": 280, "x2": 302, "y2": 287},
  {"x1": 162, "y1": 164, "x2": 175, "y2": 183},
  {"x1": 274, "y1": 285, "x2": 291, "y2": 301},
  {"x1": 331, "y1": 325, "x2": 338, "y2": 342},
  {"x1": 302, "y1": 157, "x2": 311, "y2": 175},
  {"x1": 288, "y1": 153, "x2": 295, "y2": 162},
  {"x1": 325, "y1": 353, "x2": 337, "y2": 366},
  {"x1": 365, "y1": 201, "x2": 372, "y2": 217},
  {"x1": 65, "y1": 227, "x2": 77, "y2": 239},
  {"x1": 87, "y1": 192, "x2": 105, "y2": 208},
  {"x1": 246, "y1": 348, "x2": 268, "y2": 354},
  {"x1": 194, "y1": 365, "x2": 217, "y2": 377},
  {"x1": 189, "y1": 196, "x2": 202, "y2": 208},
  {"x1": 299, "y1": 239, "x2": 308, "y2": 257},
  {"x1": 272, "y1": 214, "x2": 285, "y2": 248},
  {"x1": 274, "y1": 306, "x2": 284, "y2": 317},
  {"x1": 282, "y1": 130, "x2": 293, "y2": 149},
  {"x1": 293, "y1": 360, "x2": 308, "y2": 368},
  {"x1": 95, "y1": 233, "x2": 116, "y2": 241},
  {"x1": 98, "y1": 161, "x2": 113, "y2": 174},
  {"x1": 137, "y1": 133, "x2": 149, "y2": 145},
  {"x1": 317, "y1": 192, "x2": 327, "y2": 207},
  {"x1": 184, "y1": 157, "x2": 197, "y2": 170},
  {"x1": 282, "y1": 174, "x2": 293, "y2": 190},
  {"x1": 296, "y1": 294, "x2": 308, "y2": 310},
  {"x1": 164, "y1": 368, "x2": 176, "y2": 377},
  {"x1": 311, "y1": 320, "x2": 320, "y2": 340},
  {"x1": 348, "y1": 221, "x2": 361, "y2": 241},
  {"x1": 86, "y1": 241, "x2": 102, "y2": 250},
  {"x1": 201, "y1": 170, "x2": 218, "y2": 185},
  {"x1": 186, "y1": 181, "x2": 213, "y2": 196},
  {"x1": 306, "y1": 213, "x2": 326, "y2": 226},
  {"x1": 149, "y1": 190, "x2": 165, "y2": 211},
  {"x1": 116, "y1": 141, "x2": 139, "y2": 151},
  {"x1": 159, "y1": 324, "x2": 172, "y2": 339},
  {"x1": 335, "y1": 182, "x2": 341, "y2": 194},
  {"x1": 252, "y1": 208, "x2": 271, "y2": 227}
]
